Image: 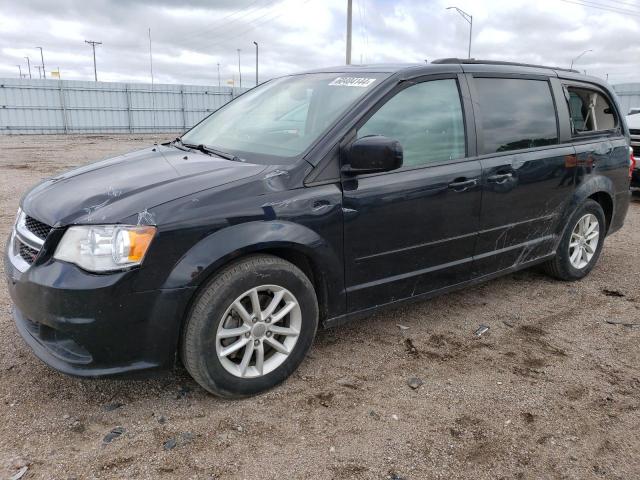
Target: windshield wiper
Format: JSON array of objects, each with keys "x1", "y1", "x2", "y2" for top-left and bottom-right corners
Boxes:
[{"x1": 181, "y1": 141, "x2": 244, "y2": 162}]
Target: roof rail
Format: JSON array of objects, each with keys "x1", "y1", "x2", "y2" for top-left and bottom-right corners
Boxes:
[{"x1": 431, "y1": 58, "x2": 580, "y2": 74}]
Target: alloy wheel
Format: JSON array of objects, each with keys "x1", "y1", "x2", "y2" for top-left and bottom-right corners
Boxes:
[
  {"x1": 568, "y1": 213, "x2": 600, "y2": 269},
  {"x1": 215, "y1": 285, "x2": 302, "y2": 378}
]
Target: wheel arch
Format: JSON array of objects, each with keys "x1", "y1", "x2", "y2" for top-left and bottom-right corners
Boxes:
[
  {"x1": 163, "y1": 220, "x2": 344, "y2": 327},
  {"x1": 557, "y1": 177, "x2": 615, "y2": 243}
]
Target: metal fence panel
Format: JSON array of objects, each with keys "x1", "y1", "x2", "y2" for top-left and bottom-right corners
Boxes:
[{"x1": 0, "y1": 78, "x2": 246, "y2": 134}]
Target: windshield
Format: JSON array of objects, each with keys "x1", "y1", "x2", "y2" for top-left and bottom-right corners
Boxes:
[{"x1": 181, "y1": 72, "x2": 389, "y2": 163}]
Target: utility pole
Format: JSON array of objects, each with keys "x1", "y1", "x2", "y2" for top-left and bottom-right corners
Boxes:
[
  {"x1": 24, "y1": 57, "x2": 32, "y2": 79},
  {"x1": 17, "y1": 65, "x2": 22, "y2": 78},
  {"x1": 149, "y1": 27, "x2": 157, "y2": 132},
  {"x1": 35, "y1": 47, "x2": 45, "y2": 78},
  {"x1": 84, "y1": 40, "x2": 102, "y2": 81},
  {"x1": 253, "y1": 41, "x2": 258, "y2": 86},
  {"x1": 148, "y1": 28, "x2": 154, "y2": 85},
  {"x1": 237, "y1": 49, "x2": 242, "y2": 88},
  {"x1": 35, "y1": 65, "x2": 42, "y2": 78},
  {"x1": 346, "y1": 0, "x2": 352, "y2": 64},
  {"x1": 217, "y1": 63, "x2": 221, "y2": 88},
  {"x1": 446, "y1": 7, "x2": 473, "y2": 59}
]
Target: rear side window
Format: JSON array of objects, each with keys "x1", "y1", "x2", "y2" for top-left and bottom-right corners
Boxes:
[
  {"x1": 357, "y1": 79, "x2": 466, "y2": 167},
  {"x1": 475, "y1": 78, "x2": 558, "y2": 154},
  {"x1": 566, "y1": 86, "x2": 617, "y2": 134}
]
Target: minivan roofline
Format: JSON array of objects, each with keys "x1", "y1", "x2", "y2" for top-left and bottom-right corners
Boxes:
[{"x1": 294, "y1": 60, "x2": 609, "y2": 88}]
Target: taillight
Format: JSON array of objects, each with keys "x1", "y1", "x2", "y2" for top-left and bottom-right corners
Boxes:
[{"x1": 631, "y1": 146, "x2": 637, "y2": 179}]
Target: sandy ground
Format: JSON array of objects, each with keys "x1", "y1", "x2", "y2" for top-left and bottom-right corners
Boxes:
[{"x1": 0, "y1": 135, "x2": 639, "y2": 480}]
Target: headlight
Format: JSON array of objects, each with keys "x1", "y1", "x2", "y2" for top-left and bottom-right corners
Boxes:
[{"x1": 54, "y1": 225, "x2": 156, "y2": 272}]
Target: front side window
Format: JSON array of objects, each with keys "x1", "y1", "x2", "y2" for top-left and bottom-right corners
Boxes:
[
  {"x1": 475, "y1": 78, "x2": 558, "y2": 154},
  {"x1": 357, "y1": 79, "x2": 466, "y2": 167},
  {"x1": 566, "y1": 87, "x2": 617, "y2": 134},
  {"x1": 182, "y1": 72, "x2": 389, "y2": 163}
]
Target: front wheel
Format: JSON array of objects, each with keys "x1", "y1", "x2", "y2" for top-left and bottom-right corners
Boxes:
[
  {"x1": 181, "y1": 254, "x2": 318, "y2": 398},
  {"x1": 543, "y1": 199, "x2": 606, "y2": 281}
]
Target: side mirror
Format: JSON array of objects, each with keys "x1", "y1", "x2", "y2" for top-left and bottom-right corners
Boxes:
[{"x1": 342, "y1": 135, "x2": 403, "y2": 175}]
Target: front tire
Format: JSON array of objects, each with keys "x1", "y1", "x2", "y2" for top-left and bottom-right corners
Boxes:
[
  {"x1": 181, "y1": 254, "x2": 318, "y2": 398},
  {"x1": 543, "y1": 199, "x2": 606, "y2": 281}
]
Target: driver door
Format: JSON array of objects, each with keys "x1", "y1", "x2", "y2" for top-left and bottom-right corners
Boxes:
[{"x1": 341, "y1": 76, "x2": 482, "y2": 313}]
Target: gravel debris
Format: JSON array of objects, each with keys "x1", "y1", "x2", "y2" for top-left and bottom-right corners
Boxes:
[{"x1": 0, "y1": 135, "x2": 639, "y2": 479}]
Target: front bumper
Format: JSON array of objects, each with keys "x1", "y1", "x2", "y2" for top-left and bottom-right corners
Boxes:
[{"x1": 5, "y1": 243, "x2": 195, "y2": 378}]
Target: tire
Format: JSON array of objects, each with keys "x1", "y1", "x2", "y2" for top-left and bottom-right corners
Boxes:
[
  {"x1": 543, "y1": 199, "x2": 606, "y2": 281},
  {"x1": 181, "y1": 254, "x2": 318, "y2": 398}
]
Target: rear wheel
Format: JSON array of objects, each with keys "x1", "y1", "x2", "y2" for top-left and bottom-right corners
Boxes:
[
  {"x1": 181, "y1": 254, "x2": 318, "y2": 398},
  {"x1": 543, "y1": 199, "x2": 606, "y2": 281}
]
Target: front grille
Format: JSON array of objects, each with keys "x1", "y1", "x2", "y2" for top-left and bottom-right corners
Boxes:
[
  {"x1": 634, "y1": 145, "x2": 640, "y2": 158},
  {"x1": 25, "y1": 215, "x2": 52, "y2": 240},
  {"x1": 630, "y1": 129, "x2": 640, "y2": 136},
  {"x1": 19, "y1": 242, "x2": 39, "y2": 264}
]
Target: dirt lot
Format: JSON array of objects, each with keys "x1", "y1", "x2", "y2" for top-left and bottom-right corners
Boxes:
[{"x1": 0, "y1": 135, "x2": 639, "y2": 480}]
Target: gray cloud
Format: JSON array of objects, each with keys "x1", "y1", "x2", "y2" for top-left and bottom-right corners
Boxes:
[{"x1": 0, "y1": 0, "x2": 638, "y2": 86}]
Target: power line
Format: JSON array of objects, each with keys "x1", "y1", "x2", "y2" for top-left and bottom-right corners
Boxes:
[
  {"x1": 194, "y1": 0, "x2": 313, "y2": 51},
  {"x1": 179, "y1": 0, "x2": 280, "y2": 44},
  {"x1": 574, "y1": 0, "x2": 639, "y2": 13},
  {"x1": 560, "y1": 0, "x2": 640, "y2": 17},
  {"x1": 191, "y1": 1, "x2": 290, "y2": 49},
  {"x1": 593, "y1": 0, "x2": 640, "y2": 7}
]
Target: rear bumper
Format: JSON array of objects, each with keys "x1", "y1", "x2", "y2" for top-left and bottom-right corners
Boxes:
[
  {"x1": 5, "y1": 244, "x2": 195, "y2": 378},
  {"x1": 609, "y1": 190, "x2": 632, "y2": 235}
]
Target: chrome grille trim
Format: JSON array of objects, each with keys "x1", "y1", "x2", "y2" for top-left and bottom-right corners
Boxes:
[{"x1": 8, "y1": 210, "x2": 48, "y2": 273}]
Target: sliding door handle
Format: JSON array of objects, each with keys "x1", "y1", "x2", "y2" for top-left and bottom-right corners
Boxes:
[
  {"x1": 487, "y1": 172, "x2": 514, "y2": 183},
  {"x1": 448, "y1": 178, "x2": 478, "y2": 191}
]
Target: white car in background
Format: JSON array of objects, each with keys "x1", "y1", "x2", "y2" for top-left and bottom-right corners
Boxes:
[{"x1": 629, "y1": 112, "x2": 640, "y2": 195}]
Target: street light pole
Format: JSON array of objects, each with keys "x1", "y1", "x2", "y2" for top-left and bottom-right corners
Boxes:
[
  {"x1": 253, "y1": 41, "x2": 258, "y2": 86},
  {"x1": 35, "y1": 47, "x2": 45, "y2": 78},
  {"x1": 24, "y1": 57, "x2": 32, "y2": 79},
  {"x1": 17, "y1": 65, "x2": 22, "y2": 78},
  {"x1": 85, "y1": 40, "x2": 102, "y2": 81},
  {"x1": 446, "y1": 6, "x2": 473, "y2": 59},
  {"x1": 570, "y1": 49, "x2": 592, "y2": 70},
  {"x1": 217, "y1": 63, "x2": 221, "y2": 89},
  {"x1": 346, "y1": 0, "x2": 353, "y2": 64},
  {"x1": 35, "y1": 65, "x2": 42, "y2": 79},
  {"x1": 237, "y1": 49, "x2": 242, "y2": 89}
]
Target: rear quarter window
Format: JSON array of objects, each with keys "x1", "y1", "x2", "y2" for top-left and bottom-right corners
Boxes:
[
  {"x1": 474, "y1": 78, "x2": 558, "y2": 154},
  {"x1": 565, "y1": 86, "x2": 617, "y2": 135}
]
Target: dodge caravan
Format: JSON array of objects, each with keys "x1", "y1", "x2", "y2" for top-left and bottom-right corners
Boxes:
[{"x1": 5, "y1": 59, "x2": 633, "y2": 397}]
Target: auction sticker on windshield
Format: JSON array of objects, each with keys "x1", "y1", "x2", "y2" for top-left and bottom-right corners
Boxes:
[{"x1": 328, "y1": 77, "x2": 377, "y2": 87}]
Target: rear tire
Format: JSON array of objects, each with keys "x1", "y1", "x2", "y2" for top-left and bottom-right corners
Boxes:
[
  {"x1": 181, "y1": 254, "x2": 318, "y2": 398},
  {"x1": 543, "y1": 199, "x2": 606, "y2": 281}
]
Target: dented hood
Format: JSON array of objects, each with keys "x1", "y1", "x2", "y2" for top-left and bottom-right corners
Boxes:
[{"x1": 21, "y1": 145, "x2": 267, "y2": 227}]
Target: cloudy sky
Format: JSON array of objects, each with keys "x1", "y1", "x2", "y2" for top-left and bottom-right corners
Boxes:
[{"x1": 0, "y1": 0, "x2": 639, "y2": 87}]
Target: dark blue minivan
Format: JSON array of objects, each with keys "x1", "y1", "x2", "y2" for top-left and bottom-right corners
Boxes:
[{"x1": 5, "y1": 59, "x2": 634, "y2": 397}]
